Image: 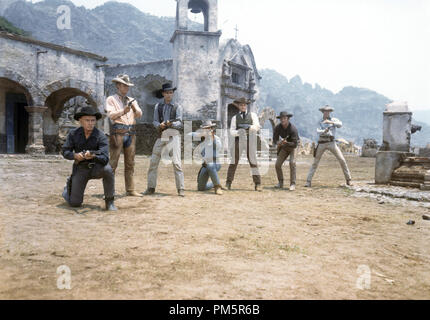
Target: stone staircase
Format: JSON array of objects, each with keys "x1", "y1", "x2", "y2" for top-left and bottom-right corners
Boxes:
[{"x1": 390, "y1": 157, "x2": 430, "y2": 190}]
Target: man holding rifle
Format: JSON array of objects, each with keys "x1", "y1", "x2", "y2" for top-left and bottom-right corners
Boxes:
[
  {"x1": 226, "y1": 97, "x2": 262, "y2": 192},
  {"x1": 62, "y1": 105, "x2": 117, "y2": 211},
  {"x1": 273, "y1": 111, "x2": 299, "y2": 191},
  {"x1": 143, "y1": 83, "x2": 185, "y2": 197},
  {"x1": 106, "y1": 74, "x2": 143, "y2": 197}
]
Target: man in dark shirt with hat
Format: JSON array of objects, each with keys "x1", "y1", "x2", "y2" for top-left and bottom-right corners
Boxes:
[
  {"x1": 273, "y1": 111, "x2": 299, "y2": 191},
  {"x1": 62, "y1": 106, "x2": 117, "y2": 211}
]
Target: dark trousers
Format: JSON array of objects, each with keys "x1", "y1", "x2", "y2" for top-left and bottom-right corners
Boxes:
[
  {"x1": 227, "y1": 137, "x2": 261, "y2": 185},
  {"x1": 65, "y1": 163, "x2": 115, "y2": 207},
  {"x1": 275, "y1": 147, "x2": 296, "y2": 185}
]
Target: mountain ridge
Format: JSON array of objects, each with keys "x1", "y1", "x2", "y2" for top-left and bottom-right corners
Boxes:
[{"x1": 2, "y1": 0, "x2": 429, "y2": 146}]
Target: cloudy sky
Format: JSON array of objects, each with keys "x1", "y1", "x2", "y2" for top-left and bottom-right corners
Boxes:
[{"x1": 33, "y1": 0, "x2": 430, "y2": 111}]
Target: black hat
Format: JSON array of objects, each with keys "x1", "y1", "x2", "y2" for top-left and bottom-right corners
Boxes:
[
  {"x1": 277, "y1": 111, "x2": 293, "y2": 119},
  {"x1": 74, "y1": 106, "x2": 102, "y2": 121},
  {"x1": 155, "y1": 83, "x2": 177, "y2": 99}
]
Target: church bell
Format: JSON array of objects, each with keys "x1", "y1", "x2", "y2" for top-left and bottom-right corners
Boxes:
[{"x1": 188, "y1": 0, "x2": 203, "y2": 14}]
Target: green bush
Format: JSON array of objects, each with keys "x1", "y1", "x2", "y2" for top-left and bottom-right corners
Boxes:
[{"x1": 0, "y1": 16, "x2": 29, "y2": 36}]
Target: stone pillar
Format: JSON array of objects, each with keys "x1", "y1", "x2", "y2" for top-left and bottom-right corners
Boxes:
[
  {"x1": 25, "y1": 106, "x2": 48, "y2": 154},
  {"x1": 381, "y1": 102, "x2": 412, "y2": 152}
]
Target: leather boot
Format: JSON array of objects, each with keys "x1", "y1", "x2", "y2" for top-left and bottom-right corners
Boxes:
[
  {"x1": 105, "y1": 197, "x2": 118, "y2": 211},
  {"x1": 275, "y1": 181, "x2": 284, "y2": 189},
  {"x1": 143, "y1": 188, "x2": 155, "y2": 196},
  {"x1": 126, "y1": 191, "x2": 143, "y2": 197}
]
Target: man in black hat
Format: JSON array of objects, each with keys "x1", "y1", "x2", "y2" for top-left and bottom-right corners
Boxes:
[
  {"x1": 143, "y1": 83, "x2": 185, "y2": 197},
  {"x1": 62, "y1": 106, "x2": 117, "y2": 211},
  {"x1": 273, "y1": 111, "x2": 299, "y2": 191},
  {"x1": 226, "y1": 97, "x2": 262, "y2": 192}
]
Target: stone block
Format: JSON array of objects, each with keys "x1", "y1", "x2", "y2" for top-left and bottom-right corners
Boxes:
[{"x1": 375, "y1": 151, "x2": 408, "y2": 184}]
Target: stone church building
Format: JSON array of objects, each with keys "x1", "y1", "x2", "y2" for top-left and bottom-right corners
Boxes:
[
  {"x1": 0, "y1": 0, "x2": 277, "y2": 155},
  {"x1": 105, "y1": 0, "x2": 267, "y2": 154}
]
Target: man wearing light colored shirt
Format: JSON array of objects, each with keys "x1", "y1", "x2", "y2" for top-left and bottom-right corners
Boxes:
[
  {"x1": 305, "y1": 105, "x2": 352, "y2": 187},
  {"x1": 105, "y1": 74, "x2": 143, "y2": 197},
  {"x1": 190, "y1": 121, "x2": 224, "y2": 195},
  {"x1": 226, "y1": 97, "x2": 262, "y2": 192},
  {"x1": 143, "y1": 83, "x2": 185, "y2": 197}
]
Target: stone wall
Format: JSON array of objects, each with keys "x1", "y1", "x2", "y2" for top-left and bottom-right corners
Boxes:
[{"x1": 105, "y1": 60, "x2": 173, "y2": 124}]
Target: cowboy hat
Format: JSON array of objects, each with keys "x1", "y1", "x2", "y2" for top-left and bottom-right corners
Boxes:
[
  {"x1": 233, "y1": 97, "x2": 251, "y2": 106},
  {"x1": 155, "y1": 83, "x2": 177, "y2": 99},
  {"x1": 200, "y1": 120, "x2": 217, "y2": 129},
  {"x1": 319, "y1": 105, "x2": 334, "y2": 113},
  {"x1": 112, "y1": 74, "x2": 134, "y2": 87},
  {"x1": 277, "y1": 111, "x2": 293, "y2": 119},
  {"x1": 74, "y1": 106, "x2": 102, "y2": 121}
]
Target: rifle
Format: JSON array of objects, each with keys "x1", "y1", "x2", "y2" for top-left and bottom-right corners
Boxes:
[{"x1": 158, "y1": 119, "x2": 181, "y2": 133}]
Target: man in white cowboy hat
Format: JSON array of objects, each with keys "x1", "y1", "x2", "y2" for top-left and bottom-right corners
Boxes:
[
  {"x1": 105, "y1": 74, "x2": 143, "y2": 197},
  {"x1": 305, "y1": 105, "x2": 352, "y2": 187},
  {"x1": 226, "y1": 97, "x2": 262, "y2": 192},
  {"x1": 143, "y1": 83, "x2": 185, "y2": 197},
  {"x1": 189, "y1": 120, "x2": 224, "y2": 195},
  {"x1": 273, "y1": 111, "x2": 300, "y2": 191}
]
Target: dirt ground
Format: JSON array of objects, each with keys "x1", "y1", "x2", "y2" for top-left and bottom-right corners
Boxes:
[{"x1": 0, "y1": 154, "x2": 429, "y2": 300}]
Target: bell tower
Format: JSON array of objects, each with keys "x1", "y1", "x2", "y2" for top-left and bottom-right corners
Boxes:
[{"x1": 171, "y1": 0, "x2": 222, "y2": 120}]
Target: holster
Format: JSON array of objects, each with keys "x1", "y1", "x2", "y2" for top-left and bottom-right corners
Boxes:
[
  {"x1": 111, "y1": 124, "x2": 136, "y2": 149},
  {"x1": 313, "y1": 145, "x2": 319, "y2": 158}
]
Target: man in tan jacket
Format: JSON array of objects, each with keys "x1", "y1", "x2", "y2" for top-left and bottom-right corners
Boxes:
[{"x1": 105, "y1": 74, "x2": 143, "y2": 197}]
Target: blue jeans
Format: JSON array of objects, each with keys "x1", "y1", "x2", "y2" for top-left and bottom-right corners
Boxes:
[{"x1": 198, "y1": 163, "x2": 221, "y2": 191}]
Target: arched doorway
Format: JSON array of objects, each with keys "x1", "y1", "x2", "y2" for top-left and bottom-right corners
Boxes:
[
  {"x1": 227, "y1": 103, "x2": 239, "y2": 128},
  {"x1": 44, "y1": 87, "x2": 98, "y2": 154},
  {"x1": 0, "y1": 78, "x2": 32, "y2": 154}
]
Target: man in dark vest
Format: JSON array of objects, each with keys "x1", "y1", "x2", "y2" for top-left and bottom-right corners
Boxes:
[
  {"x1": 62, "y1": 106, "x2": 117, "y2": 211},
  {"x1": 226, "y1": 97, "x2": 262, "y2": 191},
  {"x1": 273, "y1": 111, "x2": 299, "y2": 191},
  {"x1": 143, "y1": 83, "x2": 185, "y2": 197}
]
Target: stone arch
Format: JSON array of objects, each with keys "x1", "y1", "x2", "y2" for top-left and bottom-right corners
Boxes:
[
  {"x1": 42, "y1": 79, "x2": 101, "y2": 154},
  {"x1": 227, "y1": 103, "x2": 239, "y2": 128},
  {"x1": 177, "y1": 0, "x2": 217, "y2": 32},
  {"x1": 188, "y1": 0, "x2": 209, "y2": 31},
  {"x1": 131, "y1": 74, "x2": 170, "y2": 124},
  {"x1": 0, "y1": 77, "x2": 34, "y2": 153},
  {"x1": 0, "y1": 68, "x2": 39, "y2": 105},
  {"x1": 42, "y1": 79, "x2": 100, "y2": 121}
]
